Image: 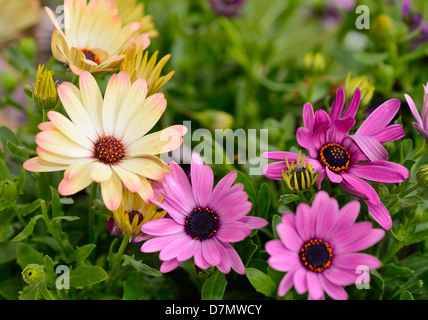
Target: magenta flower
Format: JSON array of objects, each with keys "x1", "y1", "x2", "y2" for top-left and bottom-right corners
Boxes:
[
  {"x1": 266, "y1": 191, "x2": 384, "y2": 300},
  {"x1": 140, "y1": 153, "x2": 268, "y2": 274},
  {"x1": 405, "y1": 83, "x2": 428, "y2": 141},
  {"x1": 262, "y1": 88, "x2": 409, "y2": 230}
]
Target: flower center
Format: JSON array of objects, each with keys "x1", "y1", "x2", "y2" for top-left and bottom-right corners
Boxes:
[
  {"x1": 185, "y1": 207, "x2": 219, "y2": 241},
  {"x1": 80, "y1": 48, "x2": 101, "y2": 64},
  {"x1": 319, "y1": 143, "x2": 350, "y2": 173},
  {"x1": 299, "y1": 238, "x2": 333, "y2": 273},
  {"x1": 127, "y1": 210, "x2": 144, "y2": 225},
  {"x1": 94, "y1": 136, "x2": 126, "y2": 165}
]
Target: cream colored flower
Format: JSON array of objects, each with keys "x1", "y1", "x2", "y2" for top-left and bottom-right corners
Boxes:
[
  {"x1": 24, "y1": 71, "x2": 187, "y2": 211},
  {"x1": 109, "y1": 0, "x2": 158, "y2": 37},
  {"x1": 0, "y1": 0, "x2": 41, "y2": 45},
  {"x1": 112, "y1": 187, "x2": 166, "y2": 237},
  {"x1": 45, "y1": 0, "x2": 150, "y2": 75}
]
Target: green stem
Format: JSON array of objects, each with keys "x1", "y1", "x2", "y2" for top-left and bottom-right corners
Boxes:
[
  {"x1": 11, "y1": 202, "x2": 26, "y2": 228},
  {"x1": 88, "y1": 183, "x2": 98, "y2": 245},
  {"x1": 109, "y1": 234, "x2": 130, "y2": 280},
  {"x1": 42, "y1": 110, "x2": 48, "y2": 122},
  {"x1": 381, "y1": 241, "x2": 404, "y2": 264},
  {"x1": 39, "y1": 283, "x2": 55, "y2": 300},
  {"x1": 411, "y1": 141, "x2": 428, "y2": 161}
]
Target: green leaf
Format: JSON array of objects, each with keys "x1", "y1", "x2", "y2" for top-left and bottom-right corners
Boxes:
[
  {"x1": 122, "y1": 254, "x2": 162, "y2": 277},
  {"x1": 272, "y1": 214, "x2": 282, "y2": 239},
  {"x1": 6, "y1": 141, "x2": 35, "y2": 161},
  {"x1": 201, "y1": 270, "x2": 227, "y2": 300},
  {"x1": 0, "y1": 241, "x2": 18, "y2": 264},
  {"x1": 69, "y1": 266, "x2": 107, "y2": 288},
  {"x1": 246, "y1": 267, "x2": 277, "y2": 298},
  {"x1": 70, "y1": 244, "x2": 96, "y2": 263},
  {"x1": 16, "y1": 243, "x2": 44, "y2": 269},
  {"x1": 234, "y1": 238, "x2": 258, "y2": 267},
  {"x1": 43, "y1": 255, "x2": 57, "y2": 286},
  {"x1": 17, "y1": 199, "x2": 42, "y2": 217},
  {"x1": 0, "y1": 126, "x2": 19, "y2": 156},
  {"x1": 399, "y1": 196, "x2": 425, "y2": 208},
  {"x1": 50, "y1": 187, "x2": 64, "y2": 218},
  {"x1": 400, "y1": 290, "x2": 414, "y2": 300},
  {"x1": 51, "y1": 216, "x2": 80, "y2": 222},
  {"x1": 11, "y1": 215, "x2": 43, "y2": 242},
  {"x1": 257, "y1": 183, "x2": 270, "y2": 219},
  {"x1": 278, "y1": 194, "x2": 300, "y2": 205},
  {"x1": 0, "y1": 159, "x2": 10, "y2": 180}
]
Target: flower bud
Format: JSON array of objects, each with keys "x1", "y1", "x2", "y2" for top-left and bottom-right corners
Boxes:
[
  {"x1": 22, "y1": 264, "x2": 45, "y2": 287},
  {"x1": 344, "y1": 72, "x2": 375, "y2": 107},
  {"x1": 416, "y1": 164, "x2": 428, "y2": 189},
  {"x1": 193, "y1": 109, "x2": 234, "y2": 130},
  {"x1": 18, "y1": 37, "x2": 37, "y2": 61},
  {"x1": 373, "y1": 14, "x2": 396, "y2": 46},
  {"x1": 303, "y1": 51, "x2": 325, "y2": 75},
  {"x1": 32, "y1": 65, "x2": 58, "y2": 111},
  {"x1": 282, "y1": 150, "x2": 319, "y2": 192}
]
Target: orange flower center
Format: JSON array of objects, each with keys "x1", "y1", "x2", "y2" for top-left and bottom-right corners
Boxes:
[
  {"x1": 80, "y1": 48, "x2": 101, "y2": 65},
  {"x1": 94, "y1": 136, "x2": 125, "y2": 165},
  {"x1": 319, "y1": 143, "x2": 350, "y2": 173}
]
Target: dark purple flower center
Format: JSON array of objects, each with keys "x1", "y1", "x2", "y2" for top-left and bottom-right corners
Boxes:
[
  {"x1": 80, "y1": 48, "x2": 100, "y2": 64},
  {"x1": 127, "y1": 210, "x2": 144, "y2": 225},
  {"x1": 319, "y1": 143, "x2": 350, "y2": 172},
  {"x1": 299, "y1": 238, "x2": 333, "y2": 273},
  {"x1": 94, "y1": 136, "x2": 126, "y2": 165},
  {"x1": 185, "y1": 207, "x2": 219, "y2": 241}
]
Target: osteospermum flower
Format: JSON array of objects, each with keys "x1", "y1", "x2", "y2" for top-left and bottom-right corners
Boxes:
[
  {"x1": 140, "y1": 153, "x2": 268, "y2": 274},
  {"x1": 404, "y1": 82, "x2": 428, "y2": 141},
  {"x1": 0, "y1": 0, "x2": 41, "y2": 45},
  {"x1": 111, "y1": 187, "x2": 167, "y2": 237},
  {"x1": 23, "y1": 71, "x2": 187, "y2": 211},
  {"x1": 266, "y1": 191, "x2": 384, "y2": 300},
  {"x1": 263, "y1": 88, "x2": 409, "y2": 230},
  {"x1": 45, "y1": 0, "x2": 150, "y2": 75}
]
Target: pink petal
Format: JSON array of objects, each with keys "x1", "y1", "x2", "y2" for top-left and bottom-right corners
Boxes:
[
  {"x1": 326, "y1": 167, "x2": 343, "y2": 184},
  {"x1": 306, "y1": 272, "x2": 324, "y2": 300},
  {"x1": 348, "y1": 161, "x2": 409, "y2": 184},
  {"x1": 277, "y1": 215, "x2": 303, "y2": 252},
  {"x1": 329, "y1": 87, "x2": 346, "y2": 121},
  {"x1": 160, "y1": 259, "x2": 181, "y2": 273},
  {"x1": 341, "y1": 172, "x2": 381, "y2": 206},
  {"x1": 405, "y1": 94, "x2": 423, "y2": 127},
  {"x1": 319, "y1": 275, "x2": 348, "y2": 300},
  {"x1": 334, "y1": 253, "x2": 382, "y2": 270},
  {"x1": 293, "y1": 267, "x2": 308, "y2": 295},
  {"x1": 295, "y1": 203, "x2": 315, "y2": 240},
  {"x1": 348, "y1": 135, "x2": 389, "y2": 161},
  {"x1": 278, "y1": 270, "x2": 296, "y2": 297},
  {"x1": 202, "y1": 238, "x2": 222, "y2": 266},
  {"x1": 303, "y1": 103, "x2": 315, "y2": 131},
  {"x1": 366, "y1": 201, "x2": 393, "y2": 230},
  {"x1": 141, "y1": 219, "x2": 184, "y2": 236},
  {"x1": 342, "y1": 87, "x2": 361, "y2": 119},
  {"x1": 238, "y1": 216, "x2": 268, "y2": 230},
  {"x1": 216, "y1": 221, "x2": 251, "y2": 242}
]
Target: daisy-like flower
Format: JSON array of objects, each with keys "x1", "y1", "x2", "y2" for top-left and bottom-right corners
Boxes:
[
  {"x1": 111, "y1": 187, "x2": 167, "y2": 238},
  {"x1": 140, "y1": 153, "x2": 268, "y2": 274},
  {"x1": 404, "y1": 82, "x2": 428, "y2": 141},
  {"x1": 0, "y1": 0, "x2": 41, "y2": 45},
  {"x1": 23, "y1": 71, "x2": 187, "y2": 211},
  {"x1": 108, "y1": 0, "x2": 158, "y2": 37},
  {"x1": 262, "y1": 88, "x2": 409, "y2": 230},
  {"x1": 45, "y1": 0, "x2": 150, "y2": 76},
  {"x1": 266, "y1": 191, "x2": 384, "y2": 300}
]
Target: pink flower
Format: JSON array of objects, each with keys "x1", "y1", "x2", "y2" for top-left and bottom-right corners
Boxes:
[
  {"x1": 266, "y1": 191, "x2": 384, "y2": 300},
  {"x1": 405, "y1": 83, "x2": 428, "y2": 141},
  {"x1": 140, "y1": 153, "x2": 268, "y2": 274},
  {"x1": 262, "y1": 88, "x2": 409, "y2": 230}
]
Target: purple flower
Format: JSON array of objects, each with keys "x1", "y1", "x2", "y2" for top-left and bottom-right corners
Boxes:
[
  {"x1": 402, "y1": 0, "x2": 428, "y2": 48},
  {"x1": 405, "y1": 83, "x2": 428, "y2": 140},
  {"x1": 262, "y1": 88, "x2": 409, "y2": 230},
  {"x1": 266, "y1": 191, "x2": 384, "y2": 300},
  {"x1": 208, "y1": 0, "x2": 246, "y2": 18},
  {"x1": 327, "y1": 0, "x2": 356, "y2": 12},
  {"x1": 140, "y1": 152, "x2": 268, "y2": 274}
]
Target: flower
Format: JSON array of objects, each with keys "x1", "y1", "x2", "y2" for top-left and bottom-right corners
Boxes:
[
  {"x1": 262, "y1": 88, "x2": 409, "y2": 230},
  {"x1": 281, "y1": 150, "x2": 319, "y2": 193},
  {"x1": 109, "y1": 0, "x2": 158, "y2": 37},
  {"x1": 404, "y1": 83, "x2": 428, "y2": 141},
  {"x1": 111, "y1": 187, "x2": 167, "y2": 237},
  {"x1": 23, "y1": 71, "x2": 187, "y2": 211},
  {"x1": 402, "y1": 0, "x2": 428, "y2": 49},
  {"x1": 45, "y1": 0, "x2": 150, "y2": 75},
  {"x1": 140, "y1": 152, "x2": 268, "y2": 274},
  {"x1": 416, "y1": 164, "x2": 428, "y2": 189},
  {"x1": 120, "y1": 44, "x2": 174, "y2": 95},
  {"x1": 266, "y1": 191, "x2": 384, "y2": 300},
  {"x1": 32, "y1": 65, "x2": 59, "y2": 111},
  {"x1": 0, "y1": 0, "x2": 41, "y2": 45},
  {"x1": 344, "y1": 72, "x2": 374, "y2": 107},
  {"x1": 22, "y1": 264, "x2": 45, "y2": 287},
  {"x1": 207, "y1": 0, "x2": 246, "y2": 18}
]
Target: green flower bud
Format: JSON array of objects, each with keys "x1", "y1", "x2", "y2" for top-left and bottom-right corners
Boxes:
[
  {"x1": 373, "y1": 14, "x2": 396, "y2": 46},
  {"x1": 18, "y1": 37, "x2": 37, "y2": 61},
  {"x1": 22, "y1": 264, "x2": 45, "y2": 287},
  {"x1": 416, "y1": 164, "x2": 428, "y2": 189},
  {"x1": 33, "y1": 65, "x2": 59, "y2": 111},
  {"x1": 193, "y1": 109, "x2": 234, "y2": 130},
  {"x1": 344, "y1": 72, "x2": 375, "y2": 107},
  {"x1": 0, "y1": 180, "x2": 18, "y2": 203},
  {"x1": 303, "y1": 51, "x2": 325, "y2": 75},
  {"x1": 0, "y1": 72, "x2": 20, "y2": 94},
  {"x1": 374, "y1": 184, "x2": 389, "y2": 200}
]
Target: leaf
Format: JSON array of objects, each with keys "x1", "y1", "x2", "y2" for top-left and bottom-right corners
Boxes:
[
  {"x1": 278, "y1": 194, "x2": 300, "y2": 205},
  {"x1": 69, "y1": 266, "x2": 107, "y2": 288},
  {"x1": 201, "y1": 270, "x2": 227, "y2": 300},
  {"x1": 234, "y1": 171, "x2": 257, "y2": 203},
  {"x1": 51, "y1": 216, "x2": 80, "y2": 222},
  {"x1": 16, "y1": 243, "x2": 44, "y2": 269},
  {"x1": 400, "y1": 290, "x2": 414, "y2": 300},
  {"x1": 6, "y1": 141, "x2": 36, "y2": 160},
  {"x1": 0, "y1": 241, "x2": 18, "y2": 264},
  {"x1": 17, "y1": 199, "x2": 42, "y2": 217},
  {"x1": 399, "y1": 196, "x2": 425, "y2": 208},
  {"x1": 11, "y1": 215, "x2": 43, "y2": 242},
  {"x1": 122, "y1": 254, "x2": 162, "y2": 277},
  {"x1": 234, "y1": 238, "x2": 258, "y2": 267},
  {"x1": 43, "y1": 255, "x2": 57, "y2": 286},
  {"x1": 70, "y1": 244, "x2": 96, "y2": 263},
  {"x1": 0, "y1": 126, "x2": 19, "y2": 156},
  {"x1": 0, "y1": 159, "x2": 10, "y2": 180},
  {"x1": 272, "y1": 214, "x2": 282, "y2": 239},
  {"x1": 50, "y1": 187, "x2": 64, "y2": 218},
  {"x1": 246, "y1": 267, "x2": 277, "y2": 297},
  {"x1": 257, "y1": 183, "x2": 271, "y2": 219}
]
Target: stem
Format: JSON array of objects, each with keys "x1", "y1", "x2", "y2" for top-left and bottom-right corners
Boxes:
[
  {"x1": 88, "y1": 183, "x2": 98, "y2": 245},
  {"x1": 381, "y1": 241, "x2": 404, "y2": 264},
  {"x1": 411, "y1": 141, "x2": 428, "y2": 161},
  {"x1": 110, "y1": 234, "x2": 130, "y2": 280},
  {"x1": 42, "y1": 110, "x2": 48, "y2": 122},
  {"x1": 11, "y1": 202, "x2": 26, "y2": 228},
  {"x1": 39, "y1": 283, "x2": 55, "y2": 300}
]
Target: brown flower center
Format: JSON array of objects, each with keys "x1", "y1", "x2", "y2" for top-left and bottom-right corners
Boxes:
[
  {"x1": 80, "y1": 48, "x2": 101, "y2": 65},
  {"x1": 94, "y1": 136, "x2": 125, "y2": 165}
]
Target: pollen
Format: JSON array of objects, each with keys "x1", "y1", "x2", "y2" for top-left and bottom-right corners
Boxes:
[{"x1": 94, "y1": 136, "x2": 126, "y2": 165}]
